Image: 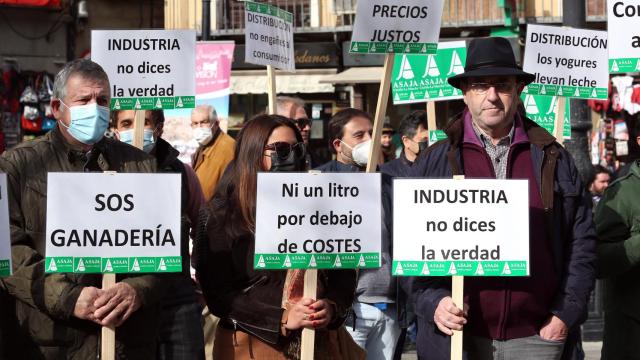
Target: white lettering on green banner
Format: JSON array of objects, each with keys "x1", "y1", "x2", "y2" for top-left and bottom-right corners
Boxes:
[
  {"x1": 523, "y1": 25, "x2": 608, "y2": 100},
  {"x1": 0, "y1": 174, "x2": 11, "y2": 277},
  {"x1": 391, "y1": 41, "x2": 467, "y2": 104},
  {"x1": 255, "y1": 173, "x2": 382, "y2": 270},
  {"x1": 91, "y1": 29, "x2": 196, "y2": 110},
  {"x1": 245, "y1": 1, "x2": 295, "y2": 71},
  {"x1": 45, "y1": 173, "x2": 182, "y2": 274},
  {"x1": 393, "y1": 179, "x2": 530, "y2": 277},
  {"x1": 349, "y1": 0, "x2": 445, "y2": 54},
  {"x1": 608, "y1": 1, "x2": 640, "y2": 73},
  {"x1": 521, "y1": 94, "x2": 571, "y2": 139}
]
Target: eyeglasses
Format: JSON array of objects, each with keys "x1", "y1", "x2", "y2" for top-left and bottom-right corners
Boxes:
[
  {"x1": 294, "y1": 118, "x2": 311, "y2": 129},
  {"x1": 467, "y1": 82, "x2": 517, "y2": 95},
  {"x1": 264, "y1": 141, "x2": 306, "y2": 159}
]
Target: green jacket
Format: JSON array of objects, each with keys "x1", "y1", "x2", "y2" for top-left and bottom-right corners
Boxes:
[
  {"x1": 0, "y1": 126, "x2": 167, "y2": 359},
  {"x1": 595, "y1": 160, "x2": 640, "y2": 320}
]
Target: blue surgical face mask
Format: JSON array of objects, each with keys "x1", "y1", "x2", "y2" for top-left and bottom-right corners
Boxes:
[
  {"x1": 118, "y1": 128, "x2": 156, "y2": 153},
  {"x1": 59, "y1": 101, "x2": 110, "y2": 145}
]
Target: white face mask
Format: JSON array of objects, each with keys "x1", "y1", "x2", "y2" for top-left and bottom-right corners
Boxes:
[
  {"x1": 341, "y1": 139, "x2": 371, "y2": 167},
  {"x1": 193, "y1": 127, "x2": 213, "y2": 145}
]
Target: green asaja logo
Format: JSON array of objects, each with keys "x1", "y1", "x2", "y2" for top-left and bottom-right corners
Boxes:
[
  {"x1": 423, "y1": 55, "x2": 440, "y2": 78},
  {"x1": 523, "y1": 94, "x2": 540, "y2": 115},
  {"x1": 396, "y1": 55, "x2": 415, "y2": 80}
]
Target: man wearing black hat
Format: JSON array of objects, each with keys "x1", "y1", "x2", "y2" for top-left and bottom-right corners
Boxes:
[{"x1": 407, "y1": 37, "x2": 596, "y2": 359}]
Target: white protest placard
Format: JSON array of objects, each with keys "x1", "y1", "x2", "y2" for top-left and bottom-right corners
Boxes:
[
  {"x1": 393, "y1": 179, "x2": 529, "y2": 276},
  {"x1": 45, "y1": 173, "x2": 181, "y2": 274},
  {"x1": 350, "y1": 0, "x2": 445, "y2": 54},
  {"x1": 255, "y1": 173, "x2": 381, "y2": 269},
  {"x1": 608, "y1": 1, "x2": 640, "y2": 73},
  {"x1": 91, "y1": 29, "x2": 196, "y2": 110},
  {"x1": 245, "y1": 1, "x2": 295, "y2": 72},
  {"x1": 0, "y1": 174, "x2": 11, "y2": 277},
  {"x1": 523, "y1": 24, "x2": 608, "y2": 100}
]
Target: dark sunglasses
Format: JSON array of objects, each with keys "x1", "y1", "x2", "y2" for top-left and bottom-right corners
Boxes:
[
  {"x1": 264, "y1": 141, "x2": 306, "y2": 159},
  {"x1": 294, "y1": 118, "x2": 311, "y2": 129}
]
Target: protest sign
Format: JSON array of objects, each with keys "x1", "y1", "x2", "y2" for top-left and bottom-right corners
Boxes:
[
  {"x1": 349, "y1": 0, "x2": 444, "y2": 54},
  {"x1": 91, "y1": 29, "x2": 196, "y2": 110},
  {"x1": 523, "y1": 25, "x2": 608, "y2": 100},
  {"x1": 163, "y1": 41, "x2": 235, "y2": 164},
  {"x1": 392, "y1": 41, "x2": 467, "y2": 104},
  {"x1": 254, "y1": 173, "x2": 381, "y2": 270},
  {"x1": 245, "y1": 1, "x2": 295, "y2": 72},
  {"x1": 0, "y1": 174, "x2": 11, "y2": 277},
  {"x1": 608, "y1": 1, "x2": 640, "y2": 73},
  {"x1": 45, "y1": 173, "x2": 181, "y2": 274},
  {"x1": 521, "y1": 94, "x2": 571, "y2": 139},
  {"x1": 393, "y1": 178, "x2": 529, "y2": 276}
]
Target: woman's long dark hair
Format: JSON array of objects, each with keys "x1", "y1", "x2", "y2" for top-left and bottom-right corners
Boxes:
[{"x1": 215, "y1": 114, "x2": 303, "y2": 237}]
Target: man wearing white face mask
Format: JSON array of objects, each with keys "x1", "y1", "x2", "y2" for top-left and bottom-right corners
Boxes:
[
  {"x1": 316, "y1": 108, "x2": 373, "y2": 172},
  {"x1": 0, "y1": 59, "x2": 169, "y2": 358},
  {"x1": 316, "y1": 108, "x2": 402, "y2": 359},
  {"x1": 190, "y1": 105, "x2": 235, "y2": 202}
]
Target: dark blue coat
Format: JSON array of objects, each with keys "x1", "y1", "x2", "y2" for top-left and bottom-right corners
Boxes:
[{"x1": 387, "y1": 113, "x2": 596, "y2": 360}]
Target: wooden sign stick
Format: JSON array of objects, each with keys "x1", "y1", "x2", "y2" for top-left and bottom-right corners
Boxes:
[
  {"x1": 100, "y1": 273, "x2": 116, "y2": 360},
  {"x1": 554, "y1": 97, "x2": 566, "y2": 146},
  {"x1": 267, "y1": 65, "x2": 277, "y2": 115},
  {"x1": 427, "y1": 101, "x2": 436, "y2": 137},
  {"x1": 300, "y1": 269, "x2": 318, "y2": 360},
  {"x1": 101, "y1": 110, "x2": 146, "y2": 360},
  {"x1": 366, "y1": 54, "x2": 395, "y2": 173},
  {"x1": 450, "y1": 175, "x2": 465, "y2": 360}
]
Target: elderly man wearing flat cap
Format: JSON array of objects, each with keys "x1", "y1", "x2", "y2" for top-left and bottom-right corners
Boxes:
[{"x1": 405, "y1": 37, "x2": 596, "y2": 359}]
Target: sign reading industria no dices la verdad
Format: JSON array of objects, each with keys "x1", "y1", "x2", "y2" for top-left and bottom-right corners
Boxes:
[
  {"x1": 393, "y1": 179, "x2": 530, "y2": 277},
  {"x1": 92, "y1": 29, "x2": 196, "y2": 110}
]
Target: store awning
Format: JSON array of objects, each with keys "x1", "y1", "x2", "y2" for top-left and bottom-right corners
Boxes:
[
  {"x1": 319, "y1": 67, "x2": 383, "y2": 84},
  {"x1": 230, "y1": 69, "x2": 336, "y2": 94}
]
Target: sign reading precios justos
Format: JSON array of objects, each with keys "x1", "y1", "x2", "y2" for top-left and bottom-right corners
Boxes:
[
  {"x1": 608, "y1": 1, "x2": 640, "y2": 73},
  {"x1": 45, "y1": 173, "x2": 182, "y2": 274},
  {"x1": 391, "y1": 41, "x2": 467, "y2": 104},
  {"x1": 254, "y1": 173, "x2": 382, "y2": 270},
  {"x1": 523, "y1": 25, "x2": 609, "y2": 100},
  {"x1": 91, "y1": 30, "x2": 196, "y2": 110},
  {"x1": 393, "y1": 179, "x2": 530, "y2": 277},
  {"x1": 0, "y1": 174, "x2": 11, "y2": 277},
  {"x1": 350, "y1": 0, "x2": 445, "y2": 54},
  {"x1": 245, "y1": 1, "x2": 295, "y2": 71}
]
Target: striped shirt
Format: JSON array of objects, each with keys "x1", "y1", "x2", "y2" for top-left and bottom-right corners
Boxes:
[{"x1": 471, "y1": 121, "x2": 515, "y2": 179}]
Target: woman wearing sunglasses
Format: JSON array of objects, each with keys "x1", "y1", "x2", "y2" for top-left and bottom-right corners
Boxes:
[{"x1": 196, "y1": 115, "x2": 357, "y2": 359}]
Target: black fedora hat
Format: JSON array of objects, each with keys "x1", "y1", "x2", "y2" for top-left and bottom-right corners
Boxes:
[{"x1": 448, "y1": 37, "x2": 535, "y2": 89}]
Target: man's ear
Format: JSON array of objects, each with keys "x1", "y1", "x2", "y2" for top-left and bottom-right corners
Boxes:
[
  {"x1": 51, "y1": 99, "x2": 63, "y2": 120},
  {"x1": 332, "y1": 138, "x2": 342, "y2": 154},
  {"x1": 636, "y1": 136, "x2": 640, "y2": 147},
  {"x1": 401, "y1": 135, "x2": 410, "y2": 148}
]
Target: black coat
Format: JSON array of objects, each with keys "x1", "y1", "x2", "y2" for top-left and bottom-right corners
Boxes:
[{"x1": 194, "y1": 180, "x2": 357, "y2": 346}]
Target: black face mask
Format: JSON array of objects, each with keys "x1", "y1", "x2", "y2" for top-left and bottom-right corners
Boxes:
[
  {"x1": 418, "y1": 140, "x2": 429, "y2": 153},
  {"x1": 269, "y1": 149, "x2": 305, "y2": 172}
]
